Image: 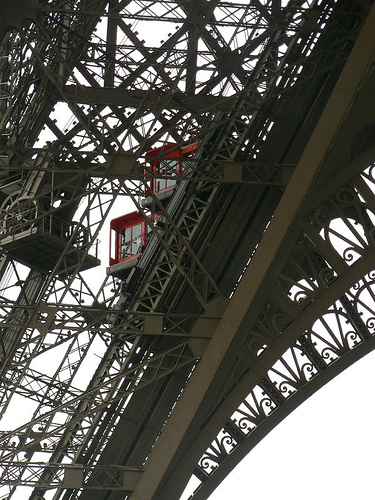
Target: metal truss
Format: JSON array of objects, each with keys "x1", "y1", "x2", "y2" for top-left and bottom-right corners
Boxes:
[{"x1": 0, "y1": 0, "x2": 373, "y2": 499}]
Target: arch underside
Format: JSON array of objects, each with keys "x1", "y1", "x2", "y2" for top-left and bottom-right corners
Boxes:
[{"x1": 192, "y1": 218, "x2": 375, "y2": 499}]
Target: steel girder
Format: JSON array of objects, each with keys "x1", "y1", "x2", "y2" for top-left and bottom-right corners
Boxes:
[
  {"x1": 131, "y1": 8, "x2": 375, "y2": 497},
  {"x1": 0, "y1": 1, "x2": 373, "y2": 499}
]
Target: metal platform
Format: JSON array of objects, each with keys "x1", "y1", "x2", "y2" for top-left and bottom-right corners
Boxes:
[{"x1": 1, "y1": 216, "x2": 100, "y2": 275}]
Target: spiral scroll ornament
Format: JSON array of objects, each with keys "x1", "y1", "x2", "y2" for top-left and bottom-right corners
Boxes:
[{"x1": 1, "y1": 193, "x2": 40, "y2": 235}]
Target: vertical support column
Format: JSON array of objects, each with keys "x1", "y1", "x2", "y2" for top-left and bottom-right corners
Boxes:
[{"x1": 104, "y1": 0, "x2": 118, "y2": 88}]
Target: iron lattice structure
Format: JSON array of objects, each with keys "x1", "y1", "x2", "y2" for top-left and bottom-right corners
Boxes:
[{"x1": 0, "y1": 0, "x2": 374, "y2": 499}]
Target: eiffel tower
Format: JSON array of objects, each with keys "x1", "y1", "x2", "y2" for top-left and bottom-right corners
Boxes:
[{"x1": 0, "y1": 1, "x2": 374, "y2": 499}]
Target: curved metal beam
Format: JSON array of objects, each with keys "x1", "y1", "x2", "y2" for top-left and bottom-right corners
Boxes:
[{"x1": 192, "y1": 333, "x2": 375, "y2": 500}]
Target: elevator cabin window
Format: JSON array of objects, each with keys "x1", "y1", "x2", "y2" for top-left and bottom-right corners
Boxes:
[
  {"x1": 145, "y1": 141, "x2": 199, "y2": 197},
  {"x1": 121, "y1": 223, "x2": 142, "y2": 259},
  {"x1": 155, "y1": 158, "x2": 178, "y2": 193},
  {"x1": 109, "y1": 211, "x2": 147, "y2": 267}
]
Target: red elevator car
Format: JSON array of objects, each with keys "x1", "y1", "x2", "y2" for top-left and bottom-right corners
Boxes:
[
  {"x1": 143, "y1": 141, "x2": 199, "y2": 204},
  {"x1": 109, "y1": 211, "x2": 147, "y2": 274},
  {"x1": 108, "y1": 141, "x2": 199, "y2": 277}
]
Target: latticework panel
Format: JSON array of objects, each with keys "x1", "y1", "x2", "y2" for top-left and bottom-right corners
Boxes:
[{"x1": 0, "y1": 0, "x2": 373, "y2": 499}]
